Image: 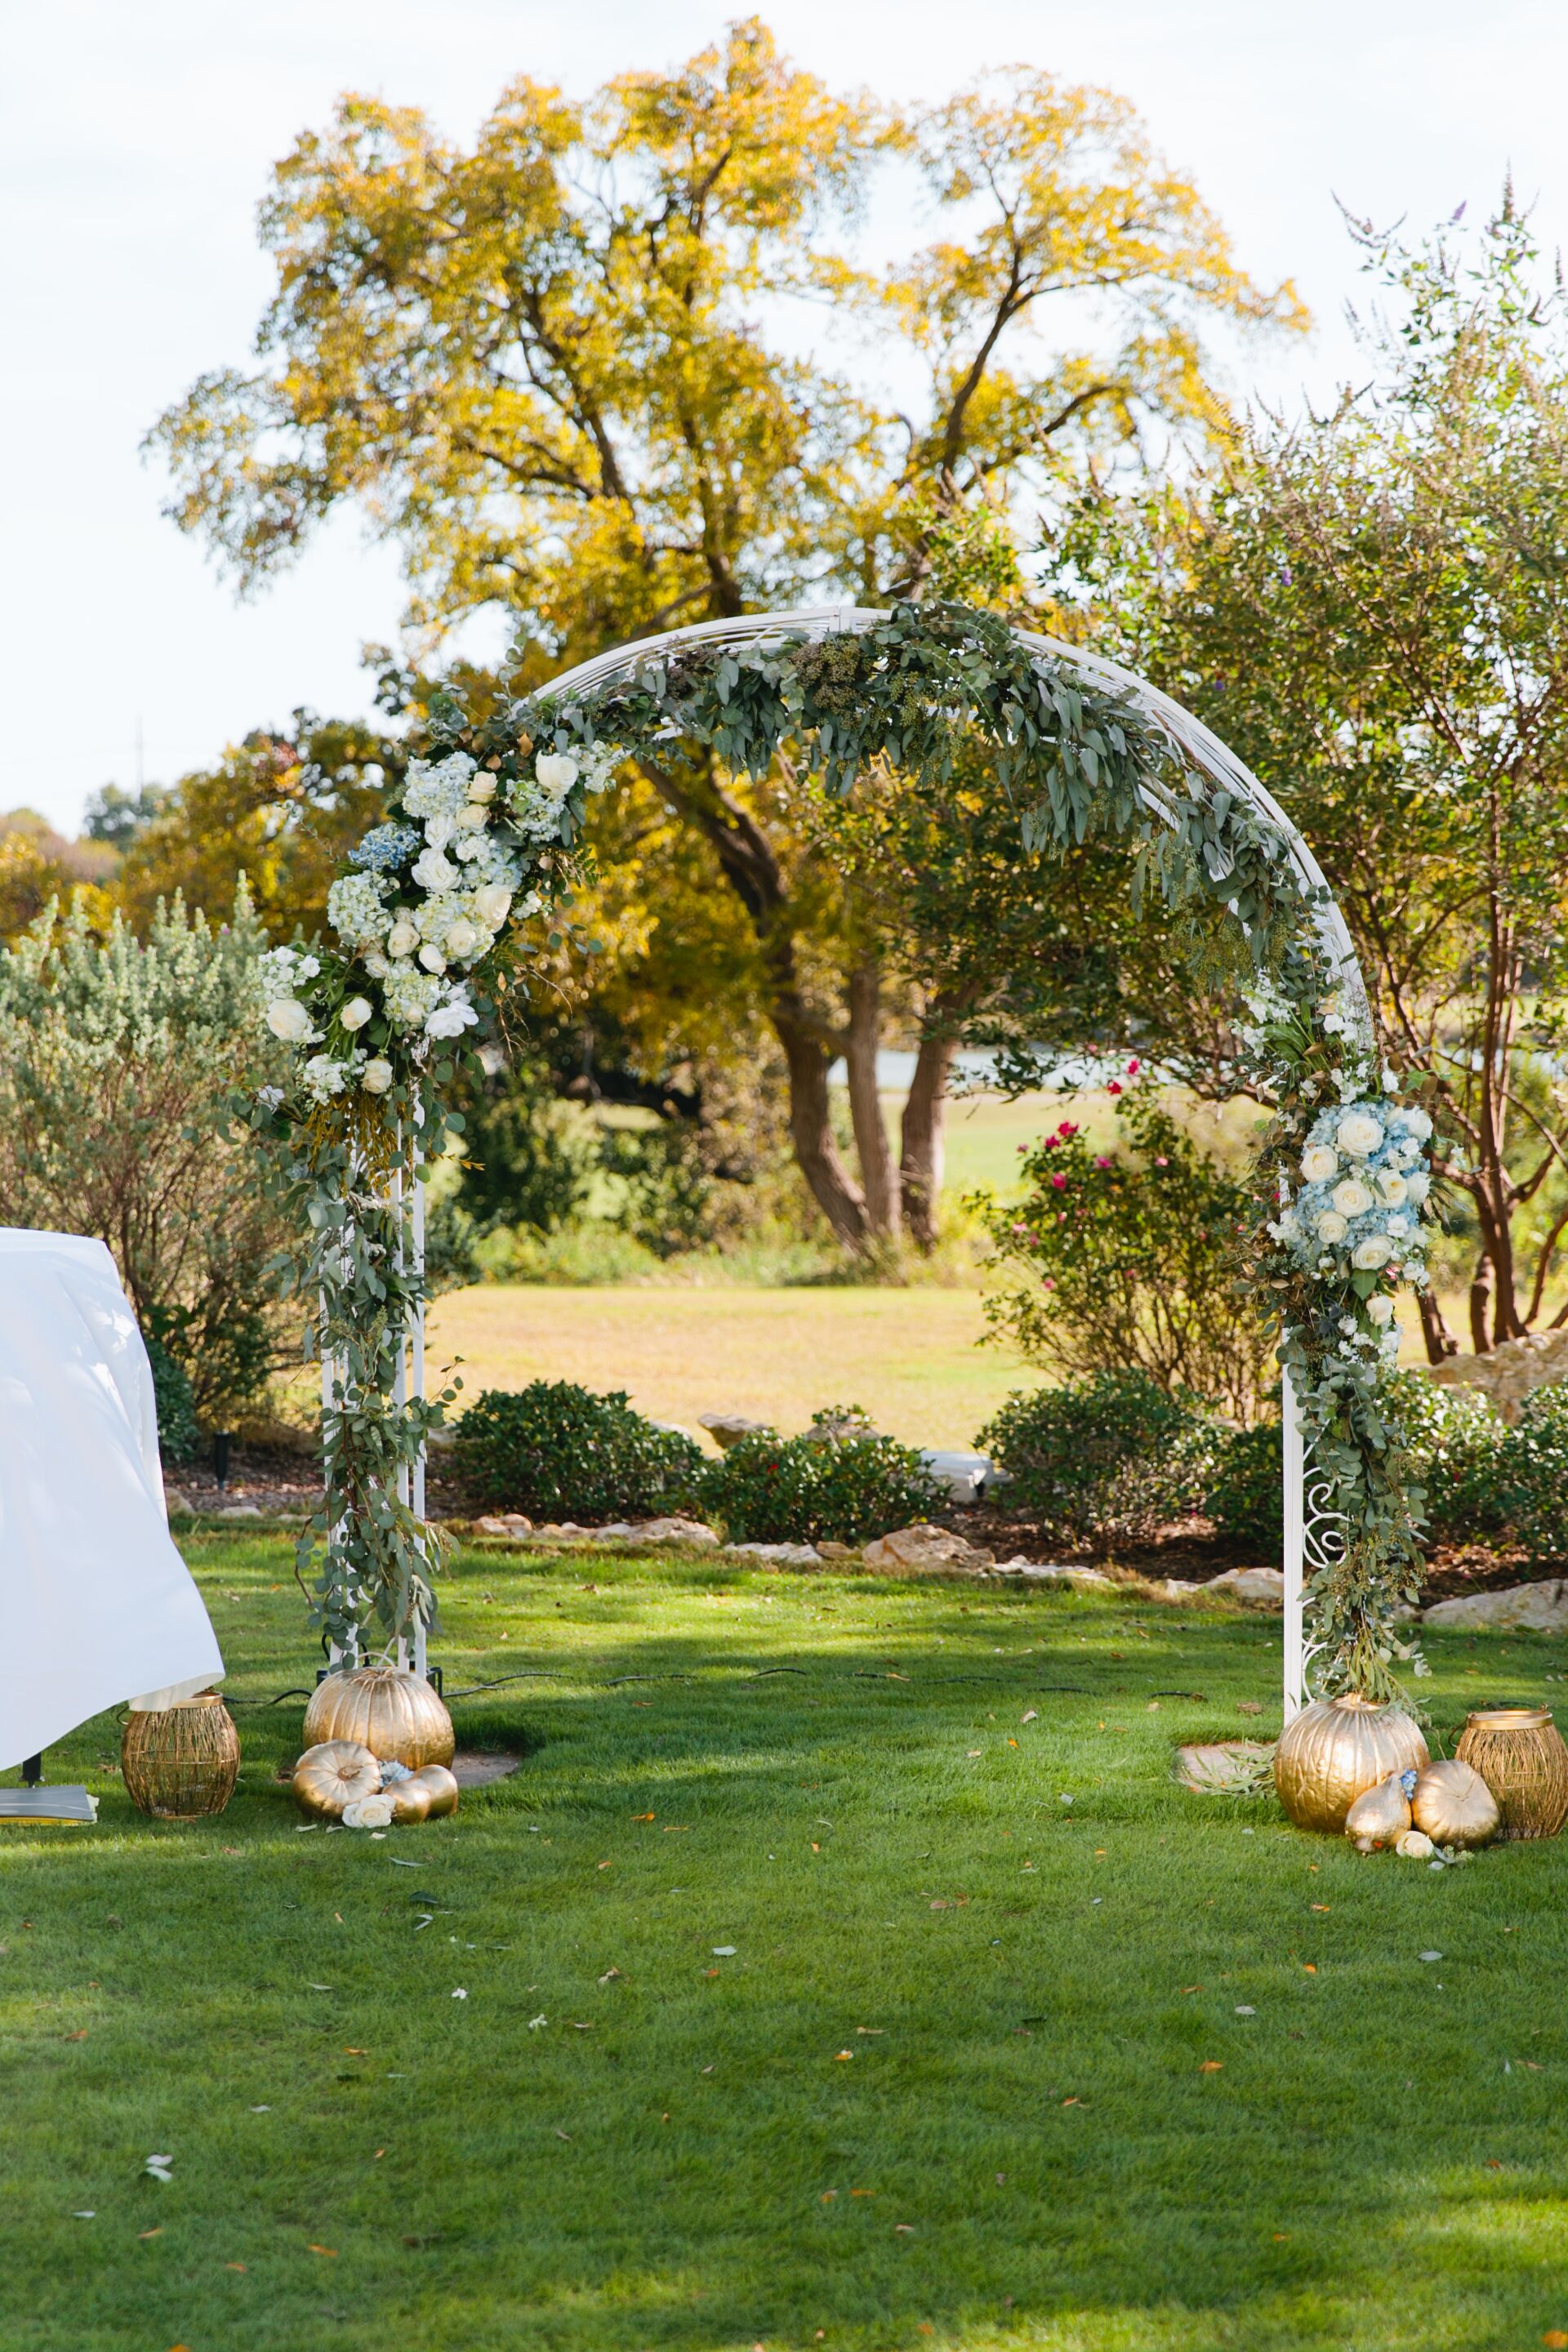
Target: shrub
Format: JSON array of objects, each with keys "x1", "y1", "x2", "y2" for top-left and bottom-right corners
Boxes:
[
  {"x1": 977, "y1": 1370, "x2": 1210, "y2": 1551},
  {"x1": 1389, "y1": 1373, "x2": 1568, "y2": 1559},
  {"x1": 975, "y1": 1089, "x2": 1274, "y2": 1424},
  {"x1": 1203, "y1": 1421, "x2": 1283, "y2": 1552},
  {"x1": 145, "y1": 1328, "x2": 201, "y2": 1466},
  {"x1": 454, "y1": 1382, "x2": 704, "y2": 1521},
  {"x1": 700, "y1": 1408, "x2": 944, "y2": 1545}
]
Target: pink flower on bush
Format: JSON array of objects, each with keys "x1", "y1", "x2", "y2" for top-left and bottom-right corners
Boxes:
[
  {"x1": 1155, "y1": 1155, "x2": 1169, "y2": 1167},
  {"x1": 1094, "y1": 1154, "x2": 1111, "y2": 1168},
  {"x1": 1049, "y1": 1173, "x2": 1067, "y2": 1191},
  {"x1": 1107, "y1": 1081, "x2": 1123, "y2": 1097},
  {"x1": 1127, "y1": 1058, "x2": 1141, "y2": 1075}
]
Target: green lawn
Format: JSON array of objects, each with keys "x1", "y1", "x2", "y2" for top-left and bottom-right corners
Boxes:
[{"x1": 4, "y1": 1538, "x2": 1567, "y2": 2352}]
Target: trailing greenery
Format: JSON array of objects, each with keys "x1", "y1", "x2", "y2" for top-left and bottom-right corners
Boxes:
[
  {"x1": 976, "y1": 1088, "x2": 1274, "y2": 1425},
  {"x1": 698, "y1": 1410, "x2": 944, "y2": 1547},
  {"x1": 454, "y1": 1382, "x2": 705, "y2": 1524}
]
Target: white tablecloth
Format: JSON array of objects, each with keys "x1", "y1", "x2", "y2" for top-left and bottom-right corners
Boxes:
[{"x1": 0, "y1": 1228, "x2": 224, "y2": 1771}]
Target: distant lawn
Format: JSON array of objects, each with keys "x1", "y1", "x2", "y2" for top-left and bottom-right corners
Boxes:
[
  {"x1": 427, "y1": 1285, "x2": 1045, "y2": 1448},
  {"x1": 4, "y1": 1538, "x2": 1567, "y2": 2351}
]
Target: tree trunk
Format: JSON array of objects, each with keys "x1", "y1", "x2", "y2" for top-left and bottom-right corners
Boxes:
[
  {"x1": 773, "y1": 1004, "x2": 871, "y2": 1253},
  {"x1": 844, "y1": 961, "x2": 900, "y2": 1241},
  {"x1": 1469, "y1": 1261, "x2": 1494, "y2": 1356},
  {"x1": 1417, "y1": 1288, "x2": 1459, "y2": 1365},
  {"x1": 900, "y1": 1032, "x2": 958, "y2": 1251}
]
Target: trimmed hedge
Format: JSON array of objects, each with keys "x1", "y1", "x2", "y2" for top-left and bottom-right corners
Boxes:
[
  {"x1": 977, "y1": 1372, "x2": 1211, "y2": 1550},
  {"x1": 455, "y1": 1382, "x2": 704, "y2": 1522},
  {"x1": 699, "y1": 1414, "x2": 944, "y2": 1546}
]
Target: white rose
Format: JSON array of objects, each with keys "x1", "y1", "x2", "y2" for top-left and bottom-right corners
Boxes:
[
  {"x1": 418, "y1": 945, "x2": 448, "y2": 974},
  {"x1": 1404, "y1": 1171, "x2": 1431, "y2": 1205},
  {"x1": 1395, "y1": 1829, "x2": 1434, "y2": 1860},
  {"x1": 1300, "y1": 1144, "x2": 1339, "y2": 1183},
  {"x1": 1336, "y1": 1111, "x2": 1385, "y2": 1157},
  {"x1": 339, "y1": 996, "x2": 373, "y2": 1032},
  {"x1": 385, "y1": 918, "x2": 419, "y2": 958},
  {"x1": 1316, "y1": 1210, "x2": 1348, "y2": 1244},
  {"x1": 265, "y1": 999, "x2": 313, "y2": 1042},
  {"x1": 1366, "y1": 1294, "x2": 1395, "y2": 1326},
  {"x1": 361, "y1": 1058, "x2": 394, "y2": 1094},
  {"x1": 341, "y1": 1800, "x2": 367, "y2": 1829},
  {"x1": 1378, "y1": 1170, "x2": 1408, "y2": 1205},
  {"x1": 425, "y1": 999, "x2": 479, "y2": 1040},
  {"x1": 361, "y1": 949, "x2": 390, "y2": 979},
  {"x1": 473, "y1": 884, "x2": 514, "y2": 929},
  {"x1": 1394, "y1": 1106, "x2": 1433, "y2": 1143},
  {"x1": 534, "y1": 751, "x2": 580, "y2": 793},
  {"x1": 1352, "y1": 1232, "x2": 1395, "y2": 1268},
  {"x1": 444, "y1": 918, "x2": 479, "y2": 959},
  {"x1": 466, "y1": 773, "x2": 497, "y2": 802},
  {"x1": 455, "y1": 800, "x2": 488, "y2": 831},
  {"x1": 1331, "y1": 1178, "x2": 1374, "y2": 1218},
  {"x1": 411, "y1": 848, "x2": 457, "y2": 891},
  {"x1": 356, "y1": 1794, "x2": 394, "y2": 1829},
  {"x1": 423, "y1": 813, "x2": 456, "y2": 850}
]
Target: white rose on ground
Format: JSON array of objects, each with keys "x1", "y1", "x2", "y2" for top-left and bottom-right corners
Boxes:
[
  {"x1": 411, "y1": 848, "x2": 457, "y2": 891},
  {"x1": 1336, "y1": 1111, "x2": 1385, "y2": 1157},
  {"x1": 1300, "y1": 1145, "x2": 1339, "y2": 1183},
  {"x1": 361, "y1": 1058, "x2": 394, "y2": 1094},
  {"x1": 473, "y1": 884, "x2": 513, "y2": 928},
  {"x1": 1352, "y1": 1233, "x2": 1395, "y2": 1268},
  {"x1": 339, "y1": 996, "x2": 373, "y2": 1032},
  {"x1": 265, "y1": 999, "x2": 313, "y2": 1042},
  {"x1": 356, "y1": 1794, "x2": 394, "y2": 1829},
  {"x1": 418, "y1": 945, "x2": 448, "y2": 974},
  {"x1": 385, "y1": 918, "x2": 419, "y2": 957},
  {"x1": 426, "y1": 998, "x2": 479, "y2": 1040},
  {"x1": 1396, "y1": 1828, "x2": 1434, "y2": 1860},
  {"x1": 1379, "y1": 1170, "x2": 1409, "y2": 1205},
  {"x1": 1316, "y1": 1210, "x2": 1348, "y2": 1244},
  {"x1": 535, "y1": 751, "x2": 580, "y2": 793},
  {"x1": 1331, "y1": 1178, "x2": 1374, "y2": 1218},
  {"x1": 1366, "y1": 1294, "x2": 1395, "y2": 1325}
]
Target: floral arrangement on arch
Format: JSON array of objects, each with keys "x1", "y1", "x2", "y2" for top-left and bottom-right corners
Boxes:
[{"x1": 246, "y1": 600, "x2": 1437, "y2": 1704}]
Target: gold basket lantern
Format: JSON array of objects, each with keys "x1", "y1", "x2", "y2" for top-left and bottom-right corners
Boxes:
[
  {"x1": 1454, "y1": 1706, "x2": 1568, "y2": 1841},
  {"x1": 302, "y1": 1666, "x2": 455, "y2": 1770},
  {"x1": 122, "y1": 1693, "x2": 240, "y2": 1820},
  {"x1": 1274, "y1": 1695, "x2": 1429, "y2": 1833}
]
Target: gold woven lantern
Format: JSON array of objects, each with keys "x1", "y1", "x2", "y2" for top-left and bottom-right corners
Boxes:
[
  {"x1": 1455, "y1": 1706, "x2": 1568, "y2": 1841},
  {"x1": 301, "y1": 1667, "x2": 455, "y2": 1770},
  {"x1": 1274, "y1": 1695, "x2": 1429, "y2": 1833},
  {"x1": 122, "y1": 1693, "x2": 240, "y2": 1820}
]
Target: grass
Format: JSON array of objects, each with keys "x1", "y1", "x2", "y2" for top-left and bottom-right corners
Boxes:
[
  {"x1": 427, "y1": 1286, "x2": 1045, "y2": 1448},
  {"x1": 5, "y1": 1537, "x2": 1568, "y2": 2352}
]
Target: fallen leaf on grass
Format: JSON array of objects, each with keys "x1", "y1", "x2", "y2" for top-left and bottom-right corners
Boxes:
[
  {"x1": 1542, "y1": 2332, "x2": 1568, "y2": 2347},
  {"x1": 343, "y1": 2047, "x2": 368, "y2": 2056},
  {"x1": 631, "y1": 1812, "x2": 656, "y2": 1822},
  {"x1": 139, "y1": 2228, "x2": 162, "y2": 2240},
  {"x1": 856, "y1": 2026, "x2": 884, "y2": 2036},
  {"x1": 850, "y1": 2188, "x2": 875, "y2": 2198},
  {"x1": 555, "y1": 2128, "x2": 572, "y2": 2141},
  {"x1": 966, "y1": 1750, "x2": 982, "y2": 1759},
  {"x1": 704, "y1": 1967, "x2": 721, "y2": 1978},
  {"x1": 1199, "y1": 2060, "x2": 1224, "y2": 2074},
  {"x1": 895, "y1": 2223, "x2": 915, "y2": 2234},
  {"x1": 1237, "y1": 1700, "x2": 1263, "y2": 1717},
  {"x1": 596, "y1": 1860, "x2": 612, "y2": 1871},
  {"x1": 63, "y1": 2029, "x2": 87, "y2": 2042},
  {"x1": 1311, "y1": 1904, "x2": 1330, "y2": 1914},
  {"x1": 308, "y1": 2243, "x2": 337, "y2": 2256},
  {"x1": 307, "y1": 1984, "x2": 332, "y2": 1993},
  {"x1": 226, "y1": 2261, "x2": 247, "y2": 2272},
  {"x1": 1302, "y1": 1963, "x2": 1317, "y2": 1975},
  {"x1": 835, "y1": 2050, "x2": 855, "y2": 2061},
  {"x1": 1061, "y1": 2096, "x2": 1085, "y2": 2107},
  {"x1": 1022, "y1": 1709, "x2": 1037, "y2": 1724},
  {"x1": 712, "y1": 1945, "x2": 737, "y2": 1957},
  {"x1": 599, "y1": 1967, "x2": 622, "y2": 1983}
]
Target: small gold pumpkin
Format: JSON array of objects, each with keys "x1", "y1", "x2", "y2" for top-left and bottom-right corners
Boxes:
[
  {"x1": 1411, "y1": 1758, "x2": 1499, "y2": 1849},
  {"x1": 1344, "y1": 1772, "x2": 1412, "y2": 1851},
  {"x1": 301, "y1": 1668, "x2": 456, "y2": 1770},
  {"x1": 387, "y1": 1775, "x2": 432, "y2": 1824},
  {"x1": 293, "y1": 1740, "x2": 382, "y2": 1820},
  {"x1": 1275, "y1": 1695, "x2": 1429, "y2": 1833},
  {"x1": 403, "y1": 1763, "x2": 460, "y2": 1820}
]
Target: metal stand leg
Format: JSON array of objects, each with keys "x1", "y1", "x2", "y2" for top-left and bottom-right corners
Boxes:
[
  {"x1": 21, "y1": 1753, "x2": 42, "y2": 1786},
  {"x1": 1282, "y1": 1365, "x2": 1305, "y2": 1723}
]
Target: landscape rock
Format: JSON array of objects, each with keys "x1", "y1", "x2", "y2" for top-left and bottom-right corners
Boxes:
[
  {"x1": 989, "y1": 1557, "x2": 1115, "y2": 1589},
  {"x1": 474, "y1": 1513, "x2": 534, "y2": 1539},
  {"x1": 816, "y1": 1541, "x2": 858, "y2": 1561},
  {"x1": 217, "y1": 1503, "x2": 263, "y2": 1519},
  {"x1": 1422, "y1": 1577, "x2": 1568, "y2": 1632},
  {"x1": 1428, "y1": 1328, "x2": 1568, "y2": 1423},
  {"x1": 699, "y1": 1413, "x2": 773, "y2": 1450},
  {"x1": 163, "y1": 1487, "x2": 195, "y2": 1517},
  {"x1": 920, "y1": 1449, "x2": 996, "y2": 1504},
  {"x1": 861, "y1": 1521, "x2": 995, "y2": 1577},
  {"x1": 521, "y1": 1517, "x2": 720, "y2": 1548},
  {"x1": 727, "y1": 1541, "x2": 823, "y2": 1566},
  {"x1": 1205, "y1": 1566, "x2": 1286, "y2": 1607}
]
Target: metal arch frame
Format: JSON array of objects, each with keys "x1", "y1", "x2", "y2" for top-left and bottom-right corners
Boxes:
[{"x1": 412, "y1": 604, "x2": 1377, "y2": 1716}]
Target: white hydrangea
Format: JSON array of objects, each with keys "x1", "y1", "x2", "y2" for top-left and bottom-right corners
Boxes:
[
  {"x1": 426, "y1": 991, "x2": 479, "y2": 1040},
  {"x1": 302, "y1": 1054, "x2": 355, "y2": 1103},
  {"x1": 383, "y1": 965, "x2": 444, "y2": 1031},
  {"x1": 402, "y1": 751, "x2": 477, "y2": 822},
  {"x1": 327, "y1": 871, "x2": 392, "y2": 945}
]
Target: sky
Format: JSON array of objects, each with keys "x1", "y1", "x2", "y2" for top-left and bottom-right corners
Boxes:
[{"x1": 5, "y1": 0, "x2": 1566, "y2": 835}]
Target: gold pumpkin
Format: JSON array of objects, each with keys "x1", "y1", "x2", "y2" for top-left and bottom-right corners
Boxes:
[
  {"x1": 1344, "y1": 1773, "x2": 1412, "y2": 1851},
  {"x1": 293, "y1": 1740, "x2": 382, "y2": 1819},
  {"x1": 403, "y1": 1763, "x2": 460, "y2": 1820},
  {"x1": 387, "y1": 1775, "x2": 432, "y2": 1824},
  {"x1": 1410, "y1": 1758, "x2": 1499, "y2": 1849},
  {"x1": 302, "y1": 1668, "x2": 456, "y2": 1770},
  {"x1": 1275, "y1": 1695, "x2": 1429, "y2": 1833}
]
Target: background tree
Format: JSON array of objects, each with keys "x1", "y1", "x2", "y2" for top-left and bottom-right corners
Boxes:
[
  {"x1": 1054, "y1": 194, "x2": 1568, "y2": 1355},
  {"x1": 149, "y1": 19, "x2": 1302, "y2": 1253}
]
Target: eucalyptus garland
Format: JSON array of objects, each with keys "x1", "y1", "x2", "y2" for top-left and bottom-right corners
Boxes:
[{"x1": 251, "y1": 600, "x2": 1433, "y2": 1697}]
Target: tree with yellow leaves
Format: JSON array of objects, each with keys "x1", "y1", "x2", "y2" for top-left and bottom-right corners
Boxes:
[{"x1": 149, "y1": 20, "x2": 1303, "y2": 1252}]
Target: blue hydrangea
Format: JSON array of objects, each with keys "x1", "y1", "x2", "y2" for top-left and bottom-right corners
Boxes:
[{"x1": 349, "y1": 823, "x2": 423, "y2": 872}]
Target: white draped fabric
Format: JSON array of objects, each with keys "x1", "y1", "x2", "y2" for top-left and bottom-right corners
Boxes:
[{"x1": 0, "y1": 1228, "x2": 224, "y2": 1772}]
